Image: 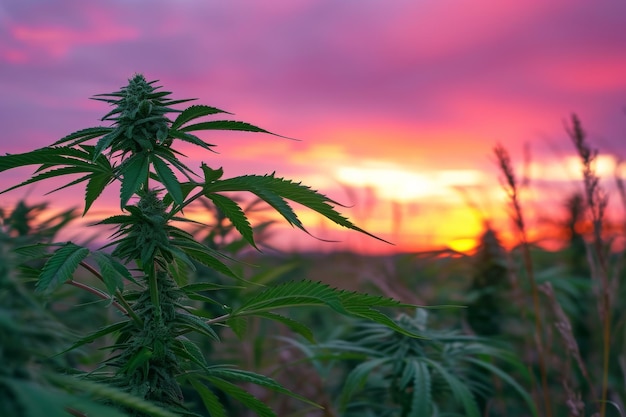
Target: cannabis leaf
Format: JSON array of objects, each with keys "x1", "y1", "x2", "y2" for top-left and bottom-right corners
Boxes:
[{"x1": 36, "y1": 243, "x2": 90, "y2": 295}]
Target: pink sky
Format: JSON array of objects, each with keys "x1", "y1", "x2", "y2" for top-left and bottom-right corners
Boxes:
[{"x1": 1, "y1": 1, "x2": 626, "y2": 253}]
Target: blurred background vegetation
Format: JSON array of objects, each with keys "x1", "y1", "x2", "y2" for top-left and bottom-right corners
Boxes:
[{"x1": 3, "y1": 165, "x2": 625, "y2": 417}]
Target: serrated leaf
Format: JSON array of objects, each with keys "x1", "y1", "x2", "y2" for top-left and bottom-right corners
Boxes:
[
  {"x1": 181, "y1": 282, "x2": 243, "y2": 292},
  {"x1": 45, "y1": 174, "x2": 92, "y2": 195},
  {"x1": 172, "y1": 238, "x2": 239, "y2": 279},
  {"x1": 161, "y1": 97, "x2": 196, "y2": 107},
  {"x1": 13, "y1": 243, "x2": 54, "y2": 262},
  {"x1": 0, "y1": 147, "x2": 87, "y2": 173},
  {"x1": 163, "y1": 182, "x2": 197, "y2": 207},
  {"x1": 207, "y1": 175, "x2": 301, "y2": 230},
  {"x1": 84, "y1": 172, "x2": 113, "y2": 214},
  {"x1": 7, "y1": 378, "x2": 129, "y2": 417},
  {"x1": 409, "y1": 360, "x2": 431, "y2": 417},
  {"x1": 152, "y1": 147, "x2": 195, "y2": 179},
  {"x1": 92, "y1": 251, "x2": 129, "y2": 296},
  {"x1": 186, "y1": 292, "x2": 223, "y2": 307},
  {"x1": 119, "y1": 346, "x2": 153, "y2": 375},
  {"x1": 171, "y1": 104, "x2": 232, "y2": 130},
  {"x1": 342, "y1": 303, "x2": 419, "y2": 338},
  {"x1": 167, "y1": 255, "x2": 191, "y2": 286},
  {"x1": 174, "y1": 313, "x2": 220, "y2": 341},
  {"x1": 36, "y1": 243, "x2": 90, "y2": 295},
  {"x1": 464, "y1": 357, "x2": 538, "y2": 417},
  {"x1": 0, "y1": 146, "x2": 103, "y2": 196},
  {"x1": 147, "y1": 90, "x2": 171, "y2": 99},
  {"x1": 168, "y1": 129, "x2": 215, "y2": 151},
  {"x1": 173, "y1": 337, "x2": 207, "y2": 368},
  {"x1": 207, "y1": 193, "x2": 256, "y2": 248},
  {"x1": 424, "y1": 359, "x2": 481, "y2": 417},
  {"x1": 93, "y1": 128, "x2": 123, "y2": 159},
  {"x1": 207, "y1": 377, "x2": 276, "y2": 417},
  {"x1": 45, "y1": 374, "x2": 179, "y2": 417},
  {"x1": 248, "y1": 262, "x2": 297, "y2": 286},
  {"x1": 226, "y1": 316, "x2": 248, "y2": 339},
  {"x1": 1, "y1": 166, "x2": 92, "y2": 195},
  {"x1": 119, "y1": 154, "x2": 149, "y2": 207},
  {"x1": 231, "y1": 280, "x2": 420, "y2": 337},
  {"x1": 232, "y1": 280, "x2": 346, "y2": 316},
  {"x1": 255, "y1": 312, "x2": 315, "y2": 343},
  {"x1": 180, "y1": 120, "x2": 279, "y2": 137},
  {"x1": 97, "y1": 214, "x2": 134, "y2": 226},
  {"x1": 151, "y1": 155, "x2": 183, "y2": 205},
  {"x1": 339, "y1": 357, "x2": 390, "y2": 410},
  {"x1": 208, "y1": 367, "x2": 321, "y2": 408},
  {"x1": 201, "y1": 163, "x2": 223, "y2": 183},
  {"x1": 206, "y1": 174, "x2": 389, "y2": 243},
  {"x1": 52, "y1": 126, "x2": 114, "y2": 147},
  {"x1": 189, "y1": 379, "x2": 227, "y2": 417},
  {"x1": 59, "y1": 320, "x2": 132, "y2": 354}
]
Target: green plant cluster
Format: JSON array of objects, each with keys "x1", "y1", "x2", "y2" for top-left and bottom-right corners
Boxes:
[
  {"x1": 285, "y1": 309, "x2": 534, "y2": 417},
  {"x1": 0, "y1": 74, "x2": 430, "y2": 416}
]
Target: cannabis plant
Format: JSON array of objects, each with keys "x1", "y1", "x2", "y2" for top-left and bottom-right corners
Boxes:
[
  {"x1": 285, "y1": 309, "x2": 536, "y2": 417},
  {"x1": 0, "y1": 202, "x2": 184, "y2": 417},
  {"x1": 465, "y1": 225, "x2": 508, "y2": 336},
  {"x1": 0, "y1": 74, "x2": 418, "y2": 416}
]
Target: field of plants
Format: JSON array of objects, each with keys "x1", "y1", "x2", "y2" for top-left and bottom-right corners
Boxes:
[{"x1": 1, "y1": 75, "x2": 624, "y2": 417}]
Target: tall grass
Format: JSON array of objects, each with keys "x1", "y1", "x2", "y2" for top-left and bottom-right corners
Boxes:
[
  {"x1": 566, "y1": 114, "x2": 613, "y2": 417},
  {"x1": 495, "y1": 144, "x2": 553, "y2": 417}
]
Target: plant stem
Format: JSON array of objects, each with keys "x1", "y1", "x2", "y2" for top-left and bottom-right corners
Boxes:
[
  {"x1": 520, "y1": 239, "x2": 551, "y2": 417},
  {"x1": 79, "y1": 261, "x2": 142, "y2": 325},
  {"x1": 67, "y1": 280, "x2": 126, "y2": 315},
  {"x1": 66, "y1": 408, "x2": 87, "y2": 417},
  {"x1": 148, "y1": 268, "x2": 162, "y2": 319},
  {"x1": 592, "y1": 234, "x2": 611, "y2": 417},
  {"x1": 205, "y1": 313, "x2": 230, "y2": 325},
  {"x1": 567, "y1": 115, "x2": 612, "y2": 417},
  {"x1": 169, "y1": 187, "x2": 205, "y2": 219}
]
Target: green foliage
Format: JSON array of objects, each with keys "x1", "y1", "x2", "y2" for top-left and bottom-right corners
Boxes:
[
  {"x1": 37, "y1": 242, "x2": 90, "y2": 295},
  {"x1": 286, "y1": 309, "x2": 536, "y2": 417},
  {"x1": 0, "y1": 204, "x2": 176, "y2": 417},
  {"x1": 227, "y1": 280, "x2": 420, "y2": 338},
  {"x1": 465, "y1": 226, "x2": 508, "y2": 336},
  {"x1": 0, "y1": 74, "x2": 416, "y2": 416}
]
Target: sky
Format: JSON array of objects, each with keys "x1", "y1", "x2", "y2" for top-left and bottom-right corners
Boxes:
[{"x1": 1, "y1": 0, "x2": 626, "y2": 254}]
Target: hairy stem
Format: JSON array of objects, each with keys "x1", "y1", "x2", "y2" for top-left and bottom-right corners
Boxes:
[
  {"x1": 79, "y1": 261, "x2": 142, "y2": 325},
  {"x1": 67, "y1": 280, "x2": 126, "y2": 315}
]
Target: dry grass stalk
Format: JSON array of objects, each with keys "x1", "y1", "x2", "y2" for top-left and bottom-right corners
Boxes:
[
  {"x1": 494, "y1": 144, "x2": 552, "y2": 417},
  {"x1": 540, "y1": 281, "x2": 595, "y2": 409},
  {"x1": 563, "y1": 379, "x2": 585, "y2": 417},
  {"x1": 566, "y1": 114, "x2": 612, "y2": 417}
]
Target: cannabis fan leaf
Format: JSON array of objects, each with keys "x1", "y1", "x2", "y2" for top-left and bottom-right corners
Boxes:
[{"x1": 0, "y1": 73, "x2": 415, "y2": 417}]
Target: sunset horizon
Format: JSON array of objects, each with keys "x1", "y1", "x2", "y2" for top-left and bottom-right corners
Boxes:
[{"x1": 2, "y1": 0, "x2": 625, "y2": 254}]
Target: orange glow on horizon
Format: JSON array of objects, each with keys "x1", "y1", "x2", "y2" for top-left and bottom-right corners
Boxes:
[{"x1": 2, "y1": 0, "x2": 625, "y2": 255}]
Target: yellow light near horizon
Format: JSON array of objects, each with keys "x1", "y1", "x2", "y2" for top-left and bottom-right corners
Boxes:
[
  {"x1": 448, "y1": 238, "x2": 478, "y2": 253},
  {"x1": 335, "y1": 163, "x2": 483, "y2": 202},
  {"x1": 529, "y1": 154, "x2": 617, "y2": 181}
]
